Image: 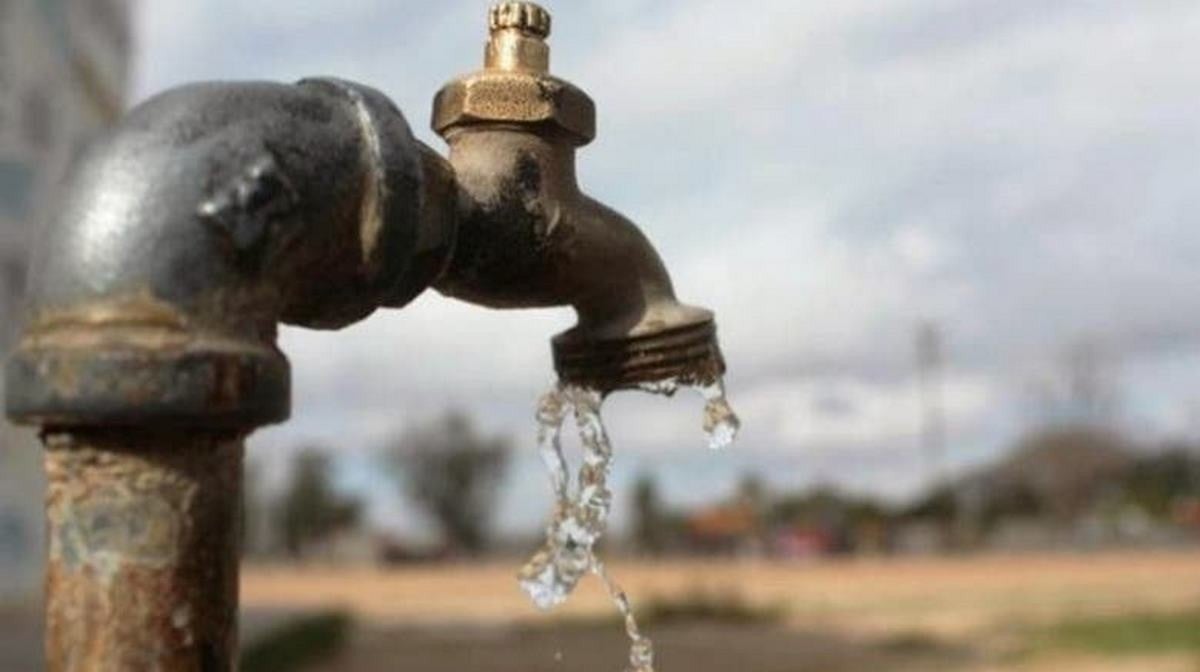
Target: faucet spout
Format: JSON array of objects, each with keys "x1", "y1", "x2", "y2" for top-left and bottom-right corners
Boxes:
[{"x1": 432, "y1": 2, "x2": 726, "y2": 392}]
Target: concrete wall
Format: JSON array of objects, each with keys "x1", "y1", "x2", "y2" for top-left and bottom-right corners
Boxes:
[{"x1": 0, "y1": 0, "x2": 129, "y2": 604}]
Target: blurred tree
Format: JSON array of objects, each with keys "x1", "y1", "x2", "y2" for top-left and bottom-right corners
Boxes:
[
  {"x1": 631, "y1": 473, "x2": 666, "y2": 556},
  {"x1": 978, "y1": 481, "x2": 1045, "y2": 532},
  {"x1": 1121, "y1": 447, "x2": 1200, "y2": 518},
  {"x1": 385, "y1": 412, "x2": 510, "y2": 557},
  {"x1": 995, "y1": 425, "x2": 1132, "y2": 523},
  {"x1": 900, "y1": 484, "x2": 958, "y2": 524},
  {"x1": 775, "y1": 486, "x2": 883, "y2": 528},
  {"x1": 771, "y1": 485, "x2": 888, "y2": 553},
  {"x1": 277, "y1": 450, "x2": 362, "y2": 560},
  {"x1": 736, "y1": 472, "x2": 770, "y2": 548}
]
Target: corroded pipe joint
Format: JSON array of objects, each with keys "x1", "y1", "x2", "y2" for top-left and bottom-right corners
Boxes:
[{"x1": 6, "y1": 79, "x2": 454, "y2": 429}]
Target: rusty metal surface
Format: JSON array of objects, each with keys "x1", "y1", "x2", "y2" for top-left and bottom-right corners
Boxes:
[
  {"x1": 7, "y1": 294, "x2": 288, "y2": 428},
  {"x1": 43, "y1": 431, "x2": 242, "y2": 671}
]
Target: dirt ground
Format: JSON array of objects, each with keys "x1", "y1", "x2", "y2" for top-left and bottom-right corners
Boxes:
[{"x1": 242, "y1": 549, "x2": 1200, "y2": 672}]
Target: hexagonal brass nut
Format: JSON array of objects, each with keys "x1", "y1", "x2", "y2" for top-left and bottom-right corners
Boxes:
[{"x1": 432, "y1": 71, "x2": 596, "y2": 145}]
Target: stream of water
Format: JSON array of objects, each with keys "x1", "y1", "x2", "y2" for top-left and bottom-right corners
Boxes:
[{"x1": 518, "y1": 378, "x2": 740, "y2": 672}]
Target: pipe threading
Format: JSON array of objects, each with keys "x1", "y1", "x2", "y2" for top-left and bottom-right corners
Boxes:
[{"x1": 552, "y1": 320, "x2": 726, "y2": 392}]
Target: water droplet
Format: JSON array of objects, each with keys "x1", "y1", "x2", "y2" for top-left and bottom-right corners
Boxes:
[
  {"x1": 695, "y1": 379, "x2": 741, "y2": 450},
  {"x1": 629, "y1": 637, "x2": 655, "y2": 672},
  {"x1": 641, "y1": 376, "x2": 741, "y2": 451}
]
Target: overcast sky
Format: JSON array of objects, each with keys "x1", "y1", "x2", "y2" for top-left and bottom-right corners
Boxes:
[{"x1": 132, "y1": 0, "x2": 1200, "y2": 534}]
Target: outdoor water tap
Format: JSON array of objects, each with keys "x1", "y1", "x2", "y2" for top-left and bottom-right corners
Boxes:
[
  {"x1": 2, "y1": 3, "x2": 726, "y2": 669},
  {"x1": 6, "y1": 0, "x2": 725, "y2": 427},
  {"x1": 432, "y1": 2, "x2": 727, "y2": 392}
]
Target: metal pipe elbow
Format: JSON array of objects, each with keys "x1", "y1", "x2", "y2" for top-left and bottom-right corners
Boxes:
[{"x1": 5, "y1": 79, "x2": 453, "y2": 429}]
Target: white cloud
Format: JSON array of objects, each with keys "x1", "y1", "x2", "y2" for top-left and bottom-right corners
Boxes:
[{"x1": 775, "y1": 374, "x2": 990, "y2": 447}]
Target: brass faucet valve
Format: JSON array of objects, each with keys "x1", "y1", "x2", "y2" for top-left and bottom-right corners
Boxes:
[{"x1": 432, "y1": 2, "x2": 595, "y2": 145}]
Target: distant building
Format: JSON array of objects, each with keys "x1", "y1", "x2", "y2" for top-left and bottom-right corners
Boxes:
[{"x1": 0, "y1": 0, "x2": 130, "y2": 603}]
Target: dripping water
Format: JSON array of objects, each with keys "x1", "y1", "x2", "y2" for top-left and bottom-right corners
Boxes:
[
  {"x1": 519, "y1": 376, "x2": 740, "y2": 672},
  {"x1": 639, "y1": 377, "x2": 741, "y2": 451}
]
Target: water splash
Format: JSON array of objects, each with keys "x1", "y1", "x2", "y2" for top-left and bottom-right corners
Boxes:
[
  {"x1": 519, "y1": 376, "x2": 740, "y2": 672},
  {"x1": 519, "y1": 385, "x2": 611, "y2": 609}
]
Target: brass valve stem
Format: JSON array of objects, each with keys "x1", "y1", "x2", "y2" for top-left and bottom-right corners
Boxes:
[{"x1": 485, "y1": 2, "x2": 552, "y2": 73}]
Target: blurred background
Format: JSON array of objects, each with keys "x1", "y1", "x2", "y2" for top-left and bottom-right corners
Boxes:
[{"x1": 4, "y1": 0, "x2": 1200, "y2": 670}]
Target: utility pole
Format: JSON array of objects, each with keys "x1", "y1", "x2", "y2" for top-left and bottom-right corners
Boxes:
[{"x1": 916, "y1": 322, "x2": 946, "y2": 486}]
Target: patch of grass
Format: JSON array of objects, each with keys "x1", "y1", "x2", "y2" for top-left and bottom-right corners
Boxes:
[
  {"x1": 240, "y1": 611, "x2": 353, "y2": 672},
  {"x1": 1041, "y1": 608, "x2": 1200, "y2": 656},
  {"x1": 639, "y1": 589, "x2": 787, "y2": 626}
]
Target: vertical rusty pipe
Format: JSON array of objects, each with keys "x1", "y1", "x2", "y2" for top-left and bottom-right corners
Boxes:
[
  {"x1": 6, "y1": 78, "x2": 450, "y2": 668},
  {"x1": 43, "y1": 430, "x2": 242, "y2": 671}
]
